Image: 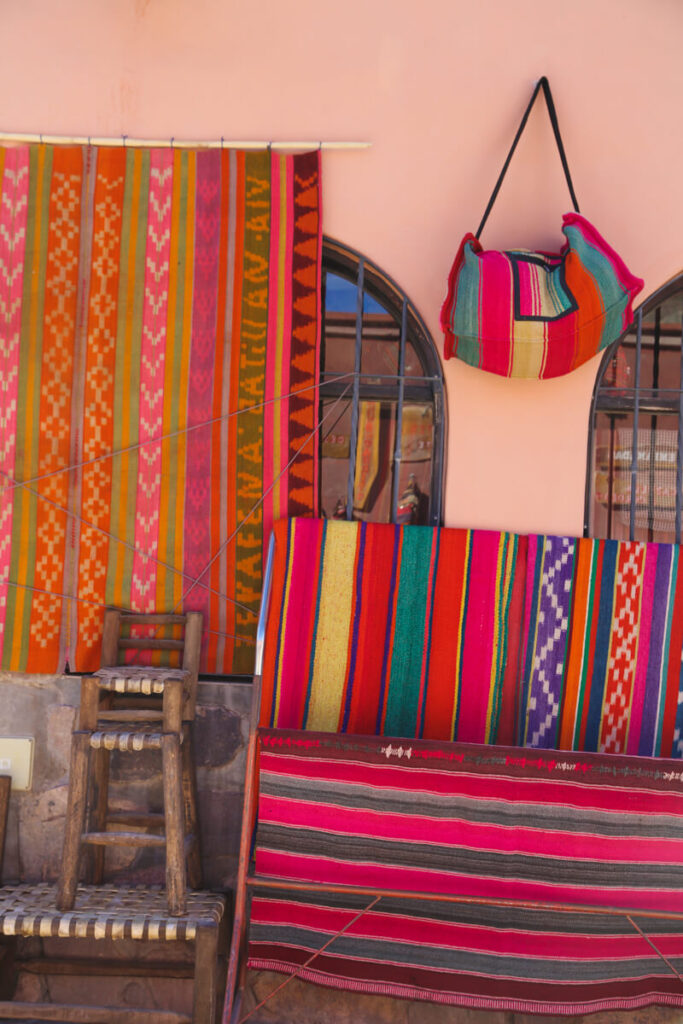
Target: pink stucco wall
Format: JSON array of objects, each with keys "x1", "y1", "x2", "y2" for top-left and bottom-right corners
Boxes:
[{"x1": 2, "y1": 0, "x2": 680, "y2": 534}]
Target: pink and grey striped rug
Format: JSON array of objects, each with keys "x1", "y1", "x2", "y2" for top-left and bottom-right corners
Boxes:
[{"x1": 250, "y1": 728, "x2": 683, "y2": 1013}]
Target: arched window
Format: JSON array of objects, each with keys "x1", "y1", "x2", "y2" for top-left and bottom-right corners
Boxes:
[
  {"x1": 586, "y1": 275, "x2": 683, "y2": 541},
  {"x1": 320, "y1": 238, "x2": 445, "y2": 526}
]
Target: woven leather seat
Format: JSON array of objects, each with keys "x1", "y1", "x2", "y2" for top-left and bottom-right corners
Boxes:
[
  {"x1": 0, "y1": 883, "x2": 224, "y2": 942},
  {"x1": 94, "y1": 665, "x2": 190, "y2": 695}
]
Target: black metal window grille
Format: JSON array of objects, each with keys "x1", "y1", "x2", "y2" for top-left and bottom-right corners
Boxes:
[
  {"x1": 320, "y1": 238, "x2": 445, "y2": 526},
  {"x1": 585, "y1": 276, "x2": 683, "y2": 541}
]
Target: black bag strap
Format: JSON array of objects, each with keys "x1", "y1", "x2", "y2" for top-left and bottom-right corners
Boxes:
[{"x1": 476, "y1": 76, "x2": 580, "y2": 239}]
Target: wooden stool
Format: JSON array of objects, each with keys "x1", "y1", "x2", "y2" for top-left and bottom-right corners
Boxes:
[{"x1": 57, "y1": 612, "x2": 203, "y2": 916}]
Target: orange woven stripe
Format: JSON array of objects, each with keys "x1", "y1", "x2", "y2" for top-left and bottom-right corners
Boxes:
[
  {"x1": 423, "y1": 529, "x2": 467, "y2": 740},
  {"x1": 75, "y1": 148, "x2": 126, "y2": 670},
  {"x1": 565, "y1": 250, "x2": 605, "y2": 369},
  {"x1": 27, "y1": 147, "x2": 82, "y2": 672}
]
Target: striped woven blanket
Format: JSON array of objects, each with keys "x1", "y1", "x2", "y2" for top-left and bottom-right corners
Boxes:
[
  {"x1": 261, "y1": 518, "x2": 526, "y2": 744},
  {"x1": 249, "y1": 729, "x2": 683, "y2": 1014},
  {"x1": 521, "y1": 536, "x2": 683, "y2": 756}
]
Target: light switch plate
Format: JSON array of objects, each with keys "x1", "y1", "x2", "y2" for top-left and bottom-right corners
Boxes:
[{"x1": 0, "y1": 737, "x2": 34, "y2": 790}]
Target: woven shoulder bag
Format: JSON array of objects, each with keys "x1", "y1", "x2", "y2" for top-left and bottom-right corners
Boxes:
[{"x1": 440, "y1": 77, "x2": 643, "y2": 380}]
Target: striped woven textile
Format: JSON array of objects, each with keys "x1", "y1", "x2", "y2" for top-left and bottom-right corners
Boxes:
[
  {"x1": 441, "y1": 214, "x2": 643, "y2": 379},
  {"x1": 261, "y1": 518, "x2": 526, "y2": 744},
  {"x1": 0, "y1": 145, "x2": 321, "y2": 674},
  {"x1": 521, "y1": 536, "x2": 683, "y2": 757},
  {"x1": 249, "y1": 729, "x2": 683, "y2": 1014}
]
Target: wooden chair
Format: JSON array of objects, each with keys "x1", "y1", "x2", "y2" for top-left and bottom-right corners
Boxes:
[
  {"x1": 57, "y1": 611, "x2": 203, "y2": 917},
  {"x1": 0, "y1": 774, "x2": 12, "y2": 998},
  {"x1": 0, "y1": 883, "x2": 227, "y2": 1023}
]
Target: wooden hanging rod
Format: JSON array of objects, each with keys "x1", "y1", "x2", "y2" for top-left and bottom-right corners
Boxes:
[{"x1": 0, "y1": 131, "x2": 371, "y2": 151}]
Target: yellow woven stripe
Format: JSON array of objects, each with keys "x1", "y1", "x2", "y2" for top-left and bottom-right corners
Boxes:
[
  {"x1": 306, "y1": 522, "x2": 358, "y2": 731},
  {"x1": 511, "y1": 317, "x2": 545, "y2": 379}
]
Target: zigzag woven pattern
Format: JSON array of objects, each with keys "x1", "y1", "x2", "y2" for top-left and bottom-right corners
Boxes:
[
  {"x1": 0, "y1": 146, "x2": 322, "y2": 674},
  {"x1": 520, "y1": 534, "x2": 575, "y2": 748},
  {"x1": 521, "y1": 537, "x2": 683, "y2": 757}
]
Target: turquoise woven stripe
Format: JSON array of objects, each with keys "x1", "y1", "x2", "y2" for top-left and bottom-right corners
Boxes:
[
  {"x1": 452, "y1": 241, "x2": 482, "y2": 366},
  {"x1": 383, "y1": 528, "x2": 435, "y2": 738}
]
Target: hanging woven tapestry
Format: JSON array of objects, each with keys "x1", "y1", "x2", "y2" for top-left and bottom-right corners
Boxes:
[{"x1": 0, "y1": 145, "x2": 322, "y2": 674}]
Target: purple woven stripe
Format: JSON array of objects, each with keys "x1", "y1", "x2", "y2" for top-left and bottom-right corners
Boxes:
[
  {"x1": 640, "y1": 544, "x2": 674, "y2": 755},
  {"x1": 525, "y1": 536, "x2": 575, "y2": 748}
]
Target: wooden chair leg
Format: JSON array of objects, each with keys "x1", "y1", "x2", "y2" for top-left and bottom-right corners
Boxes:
[
  {"x1": 162, "y1": 732, "x2": 186, "y2": 917},
  {"x1": 0, "y1": 775, "x2": 10, "y2": 882},
  {"x1": 78, "y1": 675, "x2": 102, "y2": 730},
  {"x1": 182, "y1": 725, "x2": 203, "y2": 890},
  {"x1": 193, "y1": 923, "x2": 220, "y2": 1024},
  {"x1": 0, "y1": 935, "x2": 18, "y2": 1000},
  {"x1": 223, "y1": 730, "x2": 258, "y2": 1023},
  {"x1": 87, "y1": 744, "x2": 110, "y2": 884},
  {"x1": 56, "y1": 731, "x2": 91, "y2": 911},
  {"x1": 162, "y1": 680, "x2": 186, "y2": 915}
]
